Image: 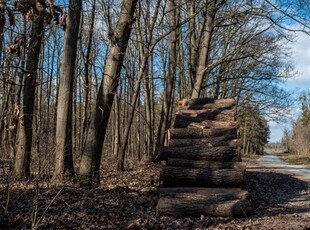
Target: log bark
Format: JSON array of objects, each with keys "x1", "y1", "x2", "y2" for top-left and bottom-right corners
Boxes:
[
  {"x1": 157, "y1": 198, "x2": 252, "y2": 217},
  {"x1": 168, "y1": 127, "x2": 237, "y2": 139},
  {"x1": 176, "y1": 111, "x2": 235, "y2": 122},
  {"x1": 173, "y1": 116, "x2": 238, "y2": 129},
  {"x1": 179, "y1": 98, "x2": 214, "y2": 106},
  {"x1": 159, "y1": 187, "x2": 248, "y2": 200},
  {"x1": 167, "y1": 158, "x2": 246, "y2": 170},
  {"x1": 168, "y1": 136, "x2": 241, "y2": 147},
  {"x1": 161, "y1": 166, "x2": 244, "y2": 187},
  {"x1": 177, "y1": 109, "x2": 235, "y2": 121},
  {"x1": 160, "y1": 146, "x2": 240, "y2": 161},
  {"x1": 159, "y1": 187, "x2": 242, "y2": 196},
  {"x1": 179, "y1": 98, "x2": 236, "y2": 110}
]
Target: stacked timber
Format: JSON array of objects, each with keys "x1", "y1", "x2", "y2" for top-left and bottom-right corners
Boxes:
[{"x1": 157, "y1": 98, "x2": 252, "y2": 217}]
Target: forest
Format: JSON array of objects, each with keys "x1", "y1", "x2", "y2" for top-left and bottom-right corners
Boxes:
[{"x1": 0, "y1": 0, "x2": 310, "y2": 229}]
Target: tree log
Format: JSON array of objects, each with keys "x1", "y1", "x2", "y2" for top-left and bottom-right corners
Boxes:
[
  {"x1": 179, "y1": 98, "x2": 215, "y2": 106},
  {"x1": 168, "y1": 136, "x2": 242, "y2": 147},
  {"x1": 161, "y1": 166, "x2": 244, "y2": 187},
  {"x1": 159, "y1": 187, "x2": 242, "y2": 196},
  {"x1": 167, "y1": 158, "x2": 246, "y2": 170},
  {"x1": 168, "y1": 127, "x2": 237, "y2": 139},
  {"x1": 159, "y1": 187, "x2": 248, "y2": 200},
  {"x1": 179, "y1": 98, "x2": 236, "y2": 110},
  {"x1": 177, "y1": 109, "x2": 235, "y2": 118},
  {"x1": 173, "y1": 116, "x2": 238, "y2": 129},
  {"x1": 176, "y1": 110, "x2": 235, "y2": 121},
  {"x1": 160, "y1": 146, "x2": 240, "y2": 161},
  {"x1": 157, "y1": 197, "x2": 251, "y2": 217}
]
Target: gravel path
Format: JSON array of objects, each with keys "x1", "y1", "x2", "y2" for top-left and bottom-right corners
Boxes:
[
  {"x1": 242, "y1": 154, "x2": 310, "y2": 229},
  {"x1": 256, "y1": 153, "x2": 310, "y2": 181}
]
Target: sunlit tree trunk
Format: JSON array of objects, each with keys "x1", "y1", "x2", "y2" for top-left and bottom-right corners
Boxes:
[
  {"x1": 79, "y1": 0, "x2": 138, "y2": 186},
  {"x1": 191, "y1": 0, "x2": 217, "y2": 99},
  {"x1": 52, "y1": 0, "x2": 82, "y2": 183},
  {"x1": 155, "y1": 0, "x2": 178, "y2": 156}
]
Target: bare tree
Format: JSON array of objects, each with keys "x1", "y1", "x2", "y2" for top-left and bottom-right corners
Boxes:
[
  {"x1": 14, "y1": 4, "x2": 45, "y2": 178},
  {"x1": 52, "y1": 0, "x2": 82, "y2": 183},
  {"x1": 79, "y1": 0, "x2": 138, "y2": 186}
]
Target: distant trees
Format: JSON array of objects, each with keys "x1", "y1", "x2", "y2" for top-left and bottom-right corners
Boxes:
[
  {"x1": 238, "y1": 105, "x2": 270, "y2": 155},
  {"x1": 283, "y1": 92, "x2": 310, "y2": 156}
]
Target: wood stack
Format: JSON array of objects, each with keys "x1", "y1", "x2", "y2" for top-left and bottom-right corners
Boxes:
[{"x1": 157, "y1": 98, "x2": 252, "y2": 217}]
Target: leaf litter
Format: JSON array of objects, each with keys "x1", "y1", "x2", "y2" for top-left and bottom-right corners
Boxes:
[{"x1": 0, "y1": 158, "x2": 309, "y2": 229}]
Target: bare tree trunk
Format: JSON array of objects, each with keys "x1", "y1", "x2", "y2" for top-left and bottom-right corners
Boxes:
[
  {"x1": 52, "y1": 0, "x2": 82, "y2": 183},
  {"x1": 79, "y1": 0, "x2": 138, "y2": 186},
  {"x1": 14, "y1": 16, "x2": 45, "y2": 179},
  {"x1": 155, "y1": 0, "x2": 178, "y2": 157},
  {"x1": 191, "y1": 0, "x2": 216, "y2": 99},
  {"x1": 82, "y1": 0, "x2": 96, "y2": 152}
]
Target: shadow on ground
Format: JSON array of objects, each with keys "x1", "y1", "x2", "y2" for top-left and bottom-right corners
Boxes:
[{"x1": 245, "y1": 170, "x2": 309, "y2": 217}]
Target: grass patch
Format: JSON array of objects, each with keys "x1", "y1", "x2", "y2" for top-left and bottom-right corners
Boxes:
[{"x1": 276, "y1": 153, "x2": 310, "y2": 166}]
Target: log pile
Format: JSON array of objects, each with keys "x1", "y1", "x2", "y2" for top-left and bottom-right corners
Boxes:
[{"x1": 157, "y1": 98, "x2": 252, "y2": 217}]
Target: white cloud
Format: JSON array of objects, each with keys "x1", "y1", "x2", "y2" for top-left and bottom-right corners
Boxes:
[
  {"x1": 268, "y1": 108, "x2": 301, "y2": 143},
  {"x1": 289, "y1": 32, "x2": 310, "y2": 82}
]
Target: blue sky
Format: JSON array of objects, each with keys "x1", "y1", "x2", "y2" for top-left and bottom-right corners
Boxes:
[{"x1": 269, "y1": 32, "x2": 310, "y2": 142}]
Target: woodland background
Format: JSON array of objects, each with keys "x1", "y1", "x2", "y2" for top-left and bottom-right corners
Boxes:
[{"x1": 0, "y1": 0, "x2": 310, "y2": 186}]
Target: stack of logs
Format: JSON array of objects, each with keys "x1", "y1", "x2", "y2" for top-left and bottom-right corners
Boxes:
[{"x1": 156, "y1": 98, "x2": 252, "y2": 217}]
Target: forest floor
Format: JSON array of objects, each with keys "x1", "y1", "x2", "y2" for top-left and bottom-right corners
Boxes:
[{"x1": 0, "y1": 155, "x2": 309, "y2": 230}]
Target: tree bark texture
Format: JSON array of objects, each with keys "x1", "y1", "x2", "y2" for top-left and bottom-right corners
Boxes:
[
  {"x1": 168, "y1": 127, "x2": 237, "y2": 139},
  {"x1": 174, "y1": 115, "x2": 238, "y2": 129},
  {"x1": 179, "y1": 98, "x2": 235, "y2": 110},
  {"x1": 79, "y1": 0, "x2": 138, "y2": 186},
  {"x1": 177, "y1": 109, "x2": 235, "y2": 121},
  {"x1": 14, "y1": 16, "x2": 44, "y2": 179},
  {"x1": 159, "y1": 187, "x2": 246, "y2": 198},
  {"x1": 161, "y1": 166, "x2": 244, "y2": 187},
  {"x1": 191, "y1": 0, "x2": 216, "y2": 99},
  {"x1": 176, "y1": 110, "x2": 235, "y2": 121},
  {"x1": 52, "y1": 0, "x2": 82, "y2": 183},
  {"x1": 157, "y1": 198, "x2": 252, "y2": 217},
  {"x1": 155, "y1": 0, "x2": 178, "y2": 155},
  {"x1": 160, "y1": 146, "x2": 240, "y2": 161},
  {"x1": 167, "y1": 158, "x2": 245, "y2": 170},
  {"x1": 168, "y1": 136, "x2": 242, "y2": 148}
]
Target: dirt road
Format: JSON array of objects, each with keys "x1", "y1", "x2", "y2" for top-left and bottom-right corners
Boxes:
[{"x1": 242, "y1": 153, "x2": 310, "y2": 229}]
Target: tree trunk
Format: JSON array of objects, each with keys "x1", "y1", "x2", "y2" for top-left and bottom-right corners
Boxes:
[
  {"x1": 191, "y1": 0, "x2": 216, "y2": 99},
  {"x1": 79, "y1": 0, "x2": 138, "y2": 186},
  {"x1": 155, "y1": 0, "x2": 178, "y2": 156},
  {"x1": 161, "y1": 166, "x2": 244, "y2": 187},
  {"x1": 82, "y1": 0, "x2": 96, "y2": 152},
  {"x1": 52, "y1": 0, "x2": 82, "y2": 183},
  {"x1": 14, "y1": 16, "x2": 44, "y2": 179},
  {"x1": 160, "y1": 146, "x2": 240, "y2": 161}
]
